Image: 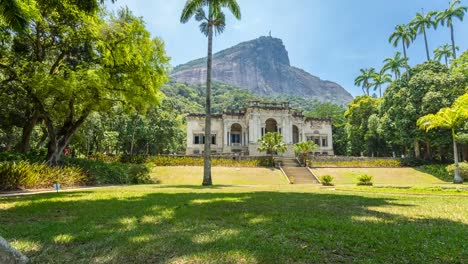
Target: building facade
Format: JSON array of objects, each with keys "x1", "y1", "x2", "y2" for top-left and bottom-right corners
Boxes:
[{"x1": 186, "y1": 101, "x2": 334, "y2": 157}]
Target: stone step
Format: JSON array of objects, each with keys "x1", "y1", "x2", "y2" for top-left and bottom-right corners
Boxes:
[{"x1": 280, "y1": 166, "x2": 320, "y2": 184}]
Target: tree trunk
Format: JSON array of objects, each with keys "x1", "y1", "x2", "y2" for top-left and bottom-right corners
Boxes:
[
  {"x1": 450, "y1": 24, "x2": 457, "y2": 59},
  {"x1": 423, "y1": 29, "x2": 430, "y2": 61},
  {"x1": 414, "y1": 139, "x2": 421, "y2": 159},
  {"x1": 202, "y1": 11, "x2": 214, "y2": 186},
  {"x1": 452, "y1": 129, "x2": 463, "y2": 184},
  {"x1": 129, "y1": 113, "x2": 139, "y2": 156},
  {"x1": 444, "y1": 55, "x2": 448, "y2": 67},
  {"x1": 45, "y1": 111, "x2": 89, "y2": 166},
  {"x1": 462, "y1": 144, "x2": 468, "y2": 162},
  {"x1": 18, "y1": 109, "x2": 40, "y2": 153},
  {"x1": 402, "y1": 39, "x2": 407, "y2": 59},
  {"x1": 424, "y1": 142, "x2": 432, "y2": 160}
]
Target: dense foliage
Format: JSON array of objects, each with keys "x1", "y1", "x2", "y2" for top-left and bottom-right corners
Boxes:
[{"x1": 0, "y1": 161, "x2": 85, "y2": 191}]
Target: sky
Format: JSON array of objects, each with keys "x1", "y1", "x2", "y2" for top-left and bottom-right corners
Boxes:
[{"x1": 107, "y1": 0, "x2": 468, "y2": 97}]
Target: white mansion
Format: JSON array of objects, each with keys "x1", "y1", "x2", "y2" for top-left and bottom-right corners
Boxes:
[{"x1": 186, "y1": 101, "x2": 334, "y2": 157}]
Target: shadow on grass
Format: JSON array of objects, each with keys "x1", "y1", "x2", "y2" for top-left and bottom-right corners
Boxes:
[
  {"x1": 0, "y1": 189, "x2": 466, "y2": 263},
  {"x1": 154, "y1": 184, "x2": 237, "y2": 189}
]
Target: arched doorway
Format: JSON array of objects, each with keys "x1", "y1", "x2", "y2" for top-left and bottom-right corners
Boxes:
[
  {"x1": 292, "y1": 125, "x2": 299, "y2": 144},
  {"x1": 230, "y1": 123, "x2": 242, "y2": 146},
  {"x1": 265, "y1": 118, "x2": 278, "y2": 133}
]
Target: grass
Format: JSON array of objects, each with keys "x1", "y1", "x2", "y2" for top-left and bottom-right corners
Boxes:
[
  {"x1": 311, "y1": 167, "x2": 451, "y2": 186},
  {"x1": 151, "y1": 166, "x2": 288, "y2": 185},
  {"x1": 1, "y1": 184, "x2": 467, "y2": 263}
]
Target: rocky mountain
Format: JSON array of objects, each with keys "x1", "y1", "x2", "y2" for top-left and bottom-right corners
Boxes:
[{"x1": 171, "y1": 36, "x2": 353, "y2": 105}]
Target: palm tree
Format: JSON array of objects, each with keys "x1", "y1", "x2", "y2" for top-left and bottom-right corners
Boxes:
[
  {"x1": 434, "y1": 44, "x2": 457, "y2": 66},
  {"x1": 382, "y1": 52, "x2": 408, "y2": 80},
  {"x1": 410, "y1": 11, "x2": 438, "y2": 61},
  {"x1": 417, "y1": 93, "x2": 468, "y2": 184},
  {"x1": 294, "y1": 141, "x2": 317, "y2": 167},
  {"x1": 0, "y1": 0, "x2": 28, "y2": 31},
  {"x1": 354, "y1": 68, "x2": 376, "y2": 96},
  {"x1": 371, "y1": 70, "x2": 392, "y2": 97},
  {"x1": 181, "y1": 0, "x2": 241, "y2": 186},
  {"x1": 437, "y1": 0, "x2": 467, "y2": 59},
  {"x1": 389, "y1": 24, "x2": 415, "y2": 59},
  {"x1": 258, "y1": 132, "x2": 288, "y2": 167}
]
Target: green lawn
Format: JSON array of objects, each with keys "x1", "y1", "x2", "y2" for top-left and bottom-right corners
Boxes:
[
  {"x1": 1, "y1": 185, "x2": 467, "y2": 263},
  {"x1": 152, "y1": 166, "x2": 288, "y2": 185},
  {"x1": 312, "y1": 167, "x2": 449, "y2": 186}
]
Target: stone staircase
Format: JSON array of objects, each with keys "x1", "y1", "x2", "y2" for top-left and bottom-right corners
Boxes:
[{"x1": 276, "y1": 158, "x2": 320, "y2": 184}]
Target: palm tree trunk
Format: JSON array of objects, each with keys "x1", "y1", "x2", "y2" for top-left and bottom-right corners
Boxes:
[
  {"x1": 202, "y1": 12, "x2": 214, "y2": 186},
  {"x1": 402, "y1": 39, "x2": 407, "y2": 59},
  {"x1": 423, "y1": 29, "x2": 430, "y2": 61},
  {"x1": 452, "y1": 129, "x2": 463, "y2": 184},
  {"x1": 450, "y1": 23, "x2": 457, "y2": 59},
  {"x1": 414, "y1": 139, "x2": 421, "y2": 159},
  {"x1": 379, "y1": 85, "x2": 382, "y2": 98},
  {"x1": 444, "y1": 55, "x2": 448, "y2": 67}
]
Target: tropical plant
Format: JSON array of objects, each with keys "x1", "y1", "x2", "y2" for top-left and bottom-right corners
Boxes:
[
  {"x1": 434, "y1": 44, "x2": 457, "y2": 66},
  {"x1": 320, "y1": 175, "x2": 334, "y2": 186},
  {"x1": 356, "y1": 174, "x2": 373, "y2": 186},
  {"x1": 410, "y1": 11, "x2": 438, "y2": 61},
  {"x1": 437, "y1": 0, "x2": 467, "y2": 59},
  {"x1": 180, "y1": 0, "x2": 241, "y2": 186},
  {"x1": 417, "y1": 93, "x2": 468, "y2": 183},
  {"x1": 294, "y1": 141, "x2": 317, "y2": 167},
  {"x1": 382, "y1": 52, "x2": 408, "y2": 79},
  {"x1": 389, "y1": 24, "x2": 415, "y2": 59},
  {"x1": 371, "y1": 70, "x2": 392, "y2": 97},
  {"x1": 354, "y1": 68, "x2": 376, "y2": 96},
  {"x1": 258, "y1": 132, "x2": 287, "y2": 166}
]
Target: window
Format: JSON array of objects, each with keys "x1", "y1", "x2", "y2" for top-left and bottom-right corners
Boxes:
[
  {"x1": 314, "y1": 138, "x2": 320, "y2": 146},
  {"x1": 194, "y1": 134, "x2": 203, "y2": 145},
  {"x1": 231, "y1": 134, "x2": 241, "y2": 144},
  {"x1": 322, "y1": 137, "x2": 328, "y2": 147},
  {"x1": 194, "y1": 134, "x2": 216, "y2": 145}
]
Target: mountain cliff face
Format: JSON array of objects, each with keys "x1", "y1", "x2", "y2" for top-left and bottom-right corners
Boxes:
[{"x1": 171, "y1": 36, "x2": 353, "y2": 105}]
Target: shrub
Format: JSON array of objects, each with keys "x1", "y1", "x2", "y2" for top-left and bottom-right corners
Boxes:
[
  {"x1": 148, "y1": 156, "x2": 272, "y2": 167},
  {"x1": 399, "y1": 158, "x2": 430, "y2": 167},
  {"x1": 0, "y1": 161, "x2": 85, "y2": 191},
  {"x1": 310, "y1": 159, "x2": 402, "y2": 168},
  {"x1": 88, "y1": 153, "x2": 121, "y2": 163},
  {"x1": 320, "y1": 175, "x2": 334, "y2": 186},
  {"x1": 418, "y1": 164, "x2": 452, "y2": 182},
  {"x1": 65, "y1": 158, "x2": 152, "y2": 184},
  {"x1": 119, "y1": 155, "x2": 148, "y2": 164},
  {"x1": 356, "y1": 174, "x2": 373, "y2": 186},
  {"x1": 447, "y1": 162, "x2": 468, "y2": 181}
]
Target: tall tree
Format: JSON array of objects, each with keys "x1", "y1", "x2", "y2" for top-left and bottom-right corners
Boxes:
[
  {"x1": 410, "y1": 11, "x2": 437, "y2": 61},
  {"x1": 0, "y1": 0, "x2": 115, "y2": 31},
  {"x1": 180, "y1": 0, "x2": 241, "y2": 186},
  {"x1": 380, "y1": 61, "x2": 466, "y2": 159},
  {"x1": 418, "y1": 93, "x2": 468, "y2": 184},
  {"x1": 1, "y1": 4, "x2": 169, "y2": 164},
  {"x1": 354, "y1": 68, "x2": 376, "y2": 96},
  {"x1": 389, "y1": 24, "x2": 415, "y2": 59},
  {"x1": 371, "y1": 70, "x2": 392, "y2": 97},
  {"x1": 437, "y1": 0, "x2": 467, "y2": 59},
  {"x1": 382, "y1": 52, "x2": 408, "y2": 79},
  {"x1": 434, "y1": 44, "x2": 457, "y2": 66},
  {"x1": 0, "y1": 0, "x2": 27, "y2": 31}
]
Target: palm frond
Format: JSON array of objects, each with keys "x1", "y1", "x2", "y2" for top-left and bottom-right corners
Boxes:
[{"x1": 180, "y1": 0, "x2": 206, "y2": 23}]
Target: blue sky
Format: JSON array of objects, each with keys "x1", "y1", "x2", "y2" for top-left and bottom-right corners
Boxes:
[{"x1": 108, "y1": 0, "x2": 468, "y2": 96}]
